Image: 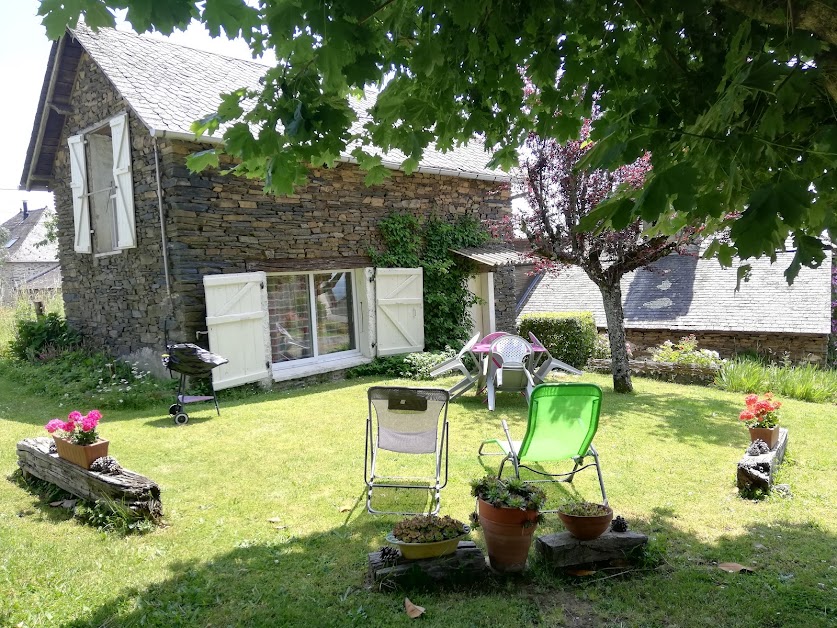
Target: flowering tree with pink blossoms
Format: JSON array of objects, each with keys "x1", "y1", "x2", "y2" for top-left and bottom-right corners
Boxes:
[{"x1": 512, "y1": 124, "x2": 695, "y2": 393}]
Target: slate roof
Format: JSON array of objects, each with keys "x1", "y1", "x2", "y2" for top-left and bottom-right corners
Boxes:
[
  {"x1": 518, "y1": 249, "x2": 833, "y2": 335},
  {"x1": 23, "y1": 23, "x2": 509, "y2": 186},
  {"x1": 25, "y1": 264, "x2": 62, "y2": 290},
  {"x1": 1, "y1": 209, "x2": 58, "y2": 264}
]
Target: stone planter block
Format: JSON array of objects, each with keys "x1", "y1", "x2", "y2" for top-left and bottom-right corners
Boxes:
[
  {"x1": 737, "y1": 427, "x2": 788, "y2": 492},
  {"x1": 535, "y1": 530, "x2": 648, "y2": 568}
]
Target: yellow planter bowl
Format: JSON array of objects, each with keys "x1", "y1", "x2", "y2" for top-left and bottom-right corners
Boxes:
[{"x1": 386, "y1": 528, "x2": 470, "y2": 560}]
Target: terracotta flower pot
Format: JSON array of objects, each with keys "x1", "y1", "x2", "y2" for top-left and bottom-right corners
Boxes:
[
  {"x1": 477, "y1": 498, "x2": 539, "y2": 573},
  {"x1": 748, "y1": 426, "x2": 779, "y2": 450},
  {"x1": 558, "y1": 505, "x2": 613, "y2": 541},
  {"x1": 53, "y1": 436, "x2": 109, "y2": 469}
]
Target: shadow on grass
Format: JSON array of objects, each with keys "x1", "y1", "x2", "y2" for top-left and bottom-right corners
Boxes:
[
  {"x1": 598, "y1": 388, "x2": 741, "y2": 446},
  {"x1": 52, "y1": 508, "x2": 836, "y2": 628}
]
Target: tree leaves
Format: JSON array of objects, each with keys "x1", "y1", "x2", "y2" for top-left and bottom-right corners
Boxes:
[
  {"x1": 41, "y1": 0, "x2": 837, "y2": 279},
  {"x1": 186, "y1": 149, "x2": 220, "y2": 173}
]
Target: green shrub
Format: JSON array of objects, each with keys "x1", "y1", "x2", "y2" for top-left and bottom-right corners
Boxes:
[
  {"x1": 517, "y1": 312, "x2": 596, "y2": 370},
  {"x1": 593, "y1": 333, "x2": 611, "y2": 359},
  {"x1": 715, "y1": 358, "x2": 770, "y2": 393},
  {"x1": 9, "y1": 313, "x2": 81, "y2": 361},
  {"x1": 716, "y1": 359, "x2": 837, "y2": 404},
  {"x1": 768, "y1": 363, "x2": 837, "y2": 403},
  {"x1": 369, "y1": 212, "x2": 489, "y2": 351},
  {"x1": 346, "y1": 348, "x2": 457, "y2": 381},
  {"x1": 0, "y1": 348, "x2": 177, "y2": 410},
  {"x1": 650, "y1": 334, "x2": 724, "y2": 368}
]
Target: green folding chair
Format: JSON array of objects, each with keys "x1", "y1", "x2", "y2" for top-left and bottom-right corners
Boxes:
[{"x1": 478, "y1": 383, "x2": 607, "y2": 511}]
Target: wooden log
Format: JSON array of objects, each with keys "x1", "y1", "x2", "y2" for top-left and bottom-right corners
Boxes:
[
  {"x1": 737, "y1": 428, "x2": 789, "y2": 492},
  {"x1": 16, "y1": 437, "x2": 162, "y2": 518},
  {"x1": 367, "y1": 541, "x2": 487, "y2": 589},
  {"x1": 536, "y1": 530, "x2": 648, "y2": 568}
]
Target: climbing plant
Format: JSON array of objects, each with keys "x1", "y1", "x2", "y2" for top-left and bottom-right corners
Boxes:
[{"x1": 370, "y1": 213, "x2": 489, "y2": 351}]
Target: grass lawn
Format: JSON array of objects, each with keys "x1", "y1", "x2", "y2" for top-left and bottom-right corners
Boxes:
[{"x1": 1, "y1": 372, "x2": 835, "y2": 627}]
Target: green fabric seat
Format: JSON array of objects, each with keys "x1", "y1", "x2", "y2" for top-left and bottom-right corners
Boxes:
[{"x1": 478, "y1": 383, "x2": 607, "y2": 510}]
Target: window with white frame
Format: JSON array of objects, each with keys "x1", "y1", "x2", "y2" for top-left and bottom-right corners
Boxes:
[
  {"x1": 267, "y1": 271, "x2": 357, "y2": 363},
  {"x1": 68, "y1": 113, "x2": 135, "y2": 254}
]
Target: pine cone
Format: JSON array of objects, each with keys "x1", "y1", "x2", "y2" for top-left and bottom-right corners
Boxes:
[
  {"x1": 379, "y1": 546, "x2": 400, "y2": 562},
  {"x1": 746, "y1": 439, "x2": 770, "y2": 456},
  {"x1": 611, "y1": 515, "x2": 628, "y2": 532},
  {"x1": 90, "y1": 456, "x2": 122, "y2": 475}
]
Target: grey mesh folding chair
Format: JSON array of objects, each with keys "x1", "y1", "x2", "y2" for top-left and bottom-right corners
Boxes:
[
  {"x1": 485, "y1": 335, "x2": 534, "y2": 411},
  {"x1": 365, "y1": 386, "x2": 450, "y2": 515},
  {"x1": 428, "y1": 332, "x2": 480, "y2": 400},
  {"x1": 478, "y1": 383, "x2": 607, "y2": 511},
  {"x1": 528, "y1": 332, "x2": 583, "y2": 382}
]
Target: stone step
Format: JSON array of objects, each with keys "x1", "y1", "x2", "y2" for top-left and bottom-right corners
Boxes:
[{"x1": 536, "y1": 529, "x2": 648, "y2": 568}]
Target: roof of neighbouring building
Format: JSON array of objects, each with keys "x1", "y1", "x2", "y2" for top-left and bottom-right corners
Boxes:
[
  {"x1": 1, "y1": 208, "x2": 58, "y2": 264},
  {"x1": 452, "y1": 245, "x2": 533, "y2": 269},
  {"x1": 22, "y1": 23, "x2": 511, "y2": 190},
  {"x1": 24, "y1": 264, "x2": 62, "y2": 290},
  {"x1": 518, "y1": 248, "x2": 833, "y2": 335}
]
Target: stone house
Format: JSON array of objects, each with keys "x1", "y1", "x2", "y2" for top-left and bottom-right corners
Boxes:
[
  {"x1": 21, "y1": 24, "x2": 511, "y2": 387},
  {"x1": 0, "y1": 205, "x2": 61, "y2": 305},
  {"x1": 518, "y1": 246, "x2": 833, "y2": 361}
]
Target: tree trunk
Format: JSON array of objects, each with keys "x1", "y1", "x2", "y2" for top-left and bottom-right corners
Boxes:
[{"x1": 598, "y1": 281, "x2": 633, "y2": 393}]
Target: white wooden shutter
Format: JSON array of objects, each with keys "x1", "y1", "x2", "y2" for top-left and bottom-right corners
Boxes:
[
  {"x1": 68, "y1": 134, "x2": 91, "y2": 254},
  {"x1": 204, "y1": 272, "x2": 272, "y2": 390},
  {"x1": 110, "y1": 113, "x2": 136, "y2": 249},
  {"x1": 374, "y1": 268, "x2": 424, "y2": 356}
]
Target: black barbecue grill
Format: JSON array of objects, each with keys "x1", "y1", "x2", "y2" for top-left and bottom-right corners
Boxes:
[{"x1": 162, "y1": 343, "x2": 229, "y2": 425}]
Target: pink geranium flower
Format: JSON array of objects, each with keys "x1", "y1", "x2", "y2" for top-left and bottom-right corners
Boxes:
[
  {"x1": 45, "y1": 419, "x2": 64, "y2": 433},
  {"x1": 44, "y1": 410, "x2": 104, "y2": 445}
]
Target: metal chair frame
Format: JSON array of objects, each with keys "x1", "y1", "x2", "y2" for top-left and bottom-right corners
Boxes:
[
  {"x1": 364, "y1": 386, "x2": 450, "y2": 515},
  {"x1": 478, "y1": 383, "x2": 607, "y2": 511}
]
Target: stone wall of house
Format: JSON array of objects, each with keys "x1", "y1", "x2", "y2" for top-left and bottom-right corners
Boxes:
[
  {"x1": 51, "y1": 53, "x2": 171, "y2": 354},
  {"x1": 50, "y1": 52, "x2": 510, "y2": 356},
  {"x1": 620, "y1": 328, "x2": 829, "y2": 362},
  {"x1": 493, "y1": 266, "x2": 518, "y2": 333},
  {"x1": 159, "y1": 141, "x2": 509, "y2": 344}
]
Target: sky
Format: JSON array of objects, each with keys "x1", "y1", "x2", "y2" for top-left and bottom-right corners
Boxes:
[{"x1": 0, "y1": 0, "x2": 265, "y2": 225}]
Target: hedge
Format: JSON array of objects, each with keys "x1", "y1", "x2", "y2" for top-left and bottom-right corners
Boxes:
[{"x1": 517, "y1": 312, "x2": 596, "y2": 370}]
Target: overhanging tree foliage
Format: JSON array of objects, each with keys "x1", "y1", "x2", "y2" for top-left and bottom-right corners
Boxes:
[
  {"x1": 39, "y1": 0, "x2": 837, "y2": 280},
  {"x1": 511, "y1": 124, "x2": 693, "y2": 393}
]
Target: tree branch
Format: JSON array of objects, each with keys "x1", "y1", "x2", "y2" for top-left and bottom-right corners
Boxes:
[{"x1": 719, "y1": 0, "x2": 837, "y2": 46}]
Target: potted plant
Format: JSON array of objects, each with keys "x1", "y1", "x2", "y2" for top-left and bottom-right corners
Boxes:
[
  {"x1": 385, "y1": 514, "x2": 470, "y2": 560},
  {"x1": 557, "y1": 500, "x2": 613, "y2": 541},
  {"x1": 470, "y1": 476, "x2": 545, "y2": 573},
  {"x1": 738, "y1": 393, "x2": 781, "y2": 449},
  {"x1": 45, "y1": 410, "x2": 108, "y2": 469}
]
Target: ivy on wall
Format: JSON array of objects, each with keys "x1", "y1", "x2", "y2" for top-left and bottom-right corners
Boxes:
[{"x1": 370, "y1": 212, "x2": 489, "y2": 351}]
